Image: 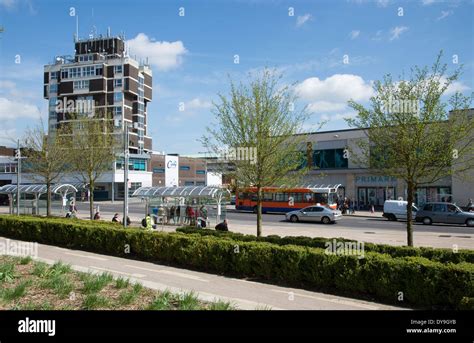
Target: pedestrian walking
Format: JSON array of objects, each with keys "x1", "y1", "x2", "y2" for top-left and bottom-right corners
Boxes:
[
  {"x1": 200, "y1": 205, "x2": 208, "y2": 226},
  {"x1": 189, "y1": 206, "x2": 195, "y2": 226},
  {"x1": 158, "y1": 206, "x2": 166, "y2": 224},
  {"x1": 112, "y1": 213, "x2": 120, "y2": 223},
  {"x1": 93, "y1": 211, "x2": 101, "y2": 220},
  {"x1": 185, "y1": 205, "x2": 191, "y2": 224},
  {"x1": 176, "y1": 205, "x2": 181, "y2": 224},
  {"x1": 170, "y1": 205, "x2": 176, "y2": 224}
]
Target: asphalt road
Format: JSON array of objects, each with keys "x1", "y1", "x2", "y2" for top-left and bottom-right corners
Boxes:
[
  {"x1": 72, "y1": 201, "x2": 474, "y2": 234},
  {"x1": 226, "y1": 210, "x2": 474, "y2": 235},
  {"x1": 10, "y1": 201, "x2": 470, "y2": 249}
]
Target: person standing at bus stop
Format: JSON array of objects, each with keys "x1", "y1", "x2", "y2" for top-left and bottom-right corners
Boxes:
[{"x1": 146, "y1": 213, "x2": 153, "y2": 230}]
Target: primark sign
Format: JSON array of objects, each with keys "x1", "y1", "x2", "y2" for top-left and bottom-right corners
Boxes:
[{"x1": 355, "y1": 175, "x2": 398, "y2": 185}]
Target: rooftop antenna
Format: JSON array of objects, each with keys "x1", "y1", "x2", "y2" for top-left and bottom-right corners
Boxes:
[{"x1": 75, "y1": 15, "x2": 79, "y2": 42}]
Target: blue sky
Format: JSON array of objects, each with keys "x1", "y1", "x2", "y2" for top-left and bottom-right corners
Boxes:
[{"x1": 0, "y1": 0, "x2": 473, "y2": 154}]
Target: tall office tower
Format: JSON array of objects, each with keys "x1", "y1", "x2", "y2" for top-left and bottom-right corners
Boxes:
[{"x1": 43, "y1": 32, "x2": 153, "y2": 199}]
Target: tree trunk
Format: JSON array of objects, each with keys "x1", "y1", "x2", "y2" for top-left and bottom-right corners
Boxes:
[
  {"x1": 46, "y1": 181, "x2": 52, "y2": 217},
  {"x1": 406, "y1": 181, "x2": 415, "y2": 247},
  {"x1": 257, "y1": 186, "x2": 262, "y2": 237},
  {"x1": 89, "y1": 181, "x2": 94, "y2": 220}
]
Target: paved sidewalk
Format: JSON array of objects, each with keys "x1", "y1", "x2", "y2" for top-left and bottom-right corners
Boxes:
[{"x1": 0, "y1": 236, "x2": 405, "y2": 310}]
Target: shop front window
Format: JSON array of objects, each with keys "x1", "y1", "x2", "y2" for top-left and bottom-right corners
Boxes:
[{"x1": 358, "y1": 188, "x2": 367, "y2": 206}]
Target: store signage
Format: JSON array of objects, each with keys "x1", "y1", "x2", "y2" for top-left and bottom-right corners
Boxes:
[
  {"x1": 167, "y1": 160, "x2": 177, "y2": 169},
  {"x1": 165, "y1": 155, "x2": 179, "y2": 187},
  {"x1": 355, "y1": 175, "x2": 397, "y2": 184}
]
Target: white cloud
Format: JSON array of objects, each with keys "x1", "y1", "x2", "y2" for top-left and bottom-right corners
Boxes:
[
  {"x1": 296, "y1": 74, "x2": 374, "y2": 103},
  {"x1": 0, "y1": 128, "x2": 17, "y2": 146},
  {"x1": 376, "y1": 0, "x2": 390, "y2": 7},
  {"x1": 372, "y1": 30, "x2": 383, "y2": 41},
  {"x1": 0, "y1": 97, "x2": 41, "y2": 120},
  {"x1": 320, "y1": 111, "x2": 357, "y2": 122},
  {"x1": 184, "y1": 98, "x2": 212, "y2": 111},
  {"x1": 296, "y1": 74, "x2": 373, "y2": 117},
  {"x1": 0, "y1": 0, "x2": 17, "y2": 9},
  {"x1": 126, "y1": 33, "x2": 187, "y2": 71},
  {"x1": 443, "y1": 79, "x2": 470, "y2": 95},
  {"x1": 0, "y1": 80, "x2": 16, "y2": 90},
  {"x1": 422, "y1": 0, "x2": 436, "y2": 5},
  {"x1": 349, "y1": 0, "x2": 391, "y2": 7},
  {"x1": 437, "y1": 10, "x2": 453, "y2": 20},
  {"x1": 307, "y1": 101, "x2": 347, "y2": 113},
  {"x1": 389, "y1": 26, "x2": 409, "y2": 41},
  {"x1": 349, "y1": 30, "x2": 360, "y2": 39},
  {"x1": 296, "y1": 14, "x2": 312, "y2": 28}
]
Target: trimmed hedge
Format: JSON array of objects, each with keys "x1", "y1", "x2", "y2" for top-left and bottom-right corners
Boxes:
[
  {"x1": 176, "y1": 226, "x2": 474, "y2": 264},
  {"x1": 0, "y1": 215, "x2": 473, "y2": 309}
]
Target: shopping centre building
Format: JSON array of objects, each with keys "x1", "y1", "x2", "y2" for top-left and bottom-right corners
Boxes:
[{"x1": 297, "y1": 109, "x2": 474, "y2": 209}]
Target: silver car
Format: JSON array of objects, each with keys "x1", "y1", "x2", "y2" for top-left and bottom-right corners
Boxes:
[
  {"x1": 415, "y1": 202, "x2": 474, "y2": 227},
  {"x1": 285, "y1": 205, "x2": 342, "y2": 224}
]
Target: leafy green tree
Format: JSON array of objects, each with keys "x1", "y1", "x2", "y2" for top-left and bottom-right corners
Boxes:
[
  {"x1": 346, "y1": 53, "x2": 473, "y2": 246},
  {"x1": 62, "y1": 114, "x2": 118, "y2": 220},
  {"x1": 21, "y1": 120, "x2": 70, "y2": 216},
  {"x1": 203, "y1": 69, "x2": 314, "y2": 236}
]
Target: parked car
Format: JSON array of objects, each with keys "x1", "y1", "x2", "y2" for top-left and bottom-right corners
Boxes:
[
  {"x1": 382, "y1": 200, "x2": 418, "y2": 221},
  {"x1": 415, "y1": 202, "x2": 474, "y2": 227},
  {"x1": 285, "y1": 205, "x2": 342, "y2": 224}
]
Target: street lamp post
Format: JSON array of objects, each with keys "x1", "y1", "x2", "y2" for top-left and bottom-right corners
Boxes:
[
  {"x1": 15, "y1": 140, "x2": 21, "y2": 216},
  {"x1": 123, "y1": 124, "x2": 129, "y2": 227}
]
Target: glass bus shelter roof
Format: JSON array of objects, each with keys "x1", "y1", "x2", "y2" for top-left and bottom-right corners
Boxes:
[
  {"x1": 132, "y1": 186, "x2": 230, "y2": 199},
  {"x1": 0, "y1": 183, "x2": 87, "y2": 196}
]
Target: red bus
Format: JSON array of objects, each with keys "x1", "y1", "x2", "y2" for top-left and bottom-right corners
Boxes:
[{"x1": 235, "y1": 185, "x2": 341, "y2": 213}]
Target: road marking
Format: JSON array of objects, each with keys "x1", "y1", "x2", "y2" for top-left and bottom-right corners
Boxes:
[
  {"x1": 270, "y1": 289, "x2": 381, "y2": 310},
  {"x1": 88, "y1": 266, "x2": 146, "y2": 278},
  {"x1": 124, "y1": 264, "x2": 209, "y2": 282},
  {"x1": 64, "y1": 252, "x2": 108, "y2": 261}
]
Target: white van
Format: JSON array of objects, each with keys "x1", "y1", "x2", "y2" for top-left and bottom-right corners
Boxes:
[{"x1": 383, "y1": 200, "x2": 418, "y2": 221}]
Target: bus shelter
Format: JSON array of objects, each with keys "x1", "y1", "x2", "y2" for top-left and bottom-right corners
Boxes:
[
  {"x1": 132, "y1": 186, "x2": 231, "y2": 228},
  {"x1": 0, "y1": 183, "x2": 87, "y2": 215}
]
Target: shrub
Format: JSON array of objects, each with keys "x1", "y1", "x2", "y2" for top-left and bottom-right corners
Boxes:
[
  {"x1": 0, "y1": 215, "x2": 472, "y2": 309},
  {"x1": 176, "y1": 226, "x2": 474, "y2": 264}
]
